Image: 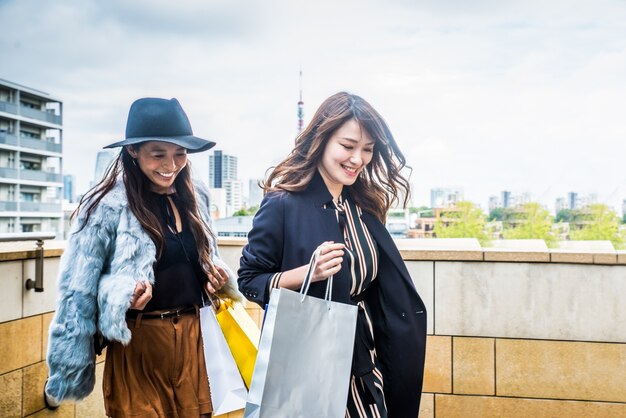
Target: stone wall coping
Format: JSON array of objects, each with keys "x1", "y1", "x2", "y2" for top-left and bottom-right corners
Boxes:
[
  {"x1": 0, "y1": 240, "x2": 65, "y2": 262},
  {"x1": 0, "y1": 239, "x2": 623, "y2": 266}
]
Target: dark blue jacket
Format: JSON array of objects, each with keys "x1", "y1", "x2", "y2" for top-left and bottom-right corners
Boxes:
[{"x1": 238, "y1": 172, "x2": 427, "y2": 417}]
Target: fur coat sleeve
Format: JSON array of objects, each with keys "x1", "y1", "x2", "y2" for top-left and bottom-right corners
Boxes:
[{"x1": 45, "y1": 197, "x2": 122, "y2": 403}]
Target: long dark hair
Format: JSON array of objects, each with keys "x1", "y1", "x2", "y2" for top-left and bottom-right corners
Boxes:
[
  {"x1": 263, "y1": 91, "x2": 411, "y2": 222},
  {"x1": 73, "y1": 145, "x2": 217, "y2": 275}
]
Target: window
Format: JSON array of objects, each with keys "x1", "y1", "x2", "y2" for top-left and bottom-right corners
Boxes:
[
  {"x1": 20, "y1": 160, "x2": 41, "y2": 170},
  {"x1": 20, "y1": 130, "x2": 41, "y2": 139}
]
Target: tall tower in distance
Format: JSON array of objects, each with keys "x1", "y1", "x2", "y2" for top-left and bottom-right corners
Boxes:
[
  {"x1": 208, "y1": 150, "x2": 237, "y2": 189},
  {"x1": 297, "y1": 70, "x2": 304, "y2": 132}
]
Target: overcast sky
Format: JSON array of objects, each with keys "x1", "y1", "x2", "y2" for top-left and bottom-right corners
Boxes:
[{"x1": 1, "y1": 0, "x2": 625, "y2": 212}]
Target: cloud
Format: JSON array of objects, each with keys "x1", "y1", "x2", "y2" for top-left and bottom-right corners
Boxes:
[{"x1": 1, "y1": 0, "x2": 626, "y2": 211}]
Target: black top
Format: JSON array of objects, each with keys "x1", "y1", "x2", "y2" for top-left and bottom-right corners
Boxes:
[{"x1": 141, "y1": 192, "x2": 206, "y2": 312}]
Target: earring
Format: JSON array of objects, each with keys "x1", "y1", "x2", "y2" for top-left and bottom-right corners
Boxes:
[{"x1": 132, "y1": 158, "x2": 138, "y2": 167}]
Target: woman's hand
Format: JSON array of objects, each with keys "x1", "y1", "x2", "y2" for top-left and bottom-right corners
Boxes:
[
  {"x1": 129, "y1": 281, "x2": 152, "y2": 310},
  {"x1": 206, "y1": 265, "x2": 229, "y2": 294},
  {"x1": 311, "y1": 241, "x2": 345, "y2": 282}
]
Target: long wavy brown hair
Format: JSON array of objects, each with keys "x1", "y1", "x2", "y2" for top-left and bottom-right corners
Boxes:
[
  {"x1": 73, "y1": 145, "x2": 217, "y2": 276},
  {"x1": 263, "y1": 91, "x2": 411, "y2": 222}
]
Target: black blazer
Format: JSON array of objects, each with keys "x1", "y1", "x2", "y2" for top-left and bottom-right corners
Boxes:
[{"x1": 238, "y1": 172, "x2": 427, "y2": 417}]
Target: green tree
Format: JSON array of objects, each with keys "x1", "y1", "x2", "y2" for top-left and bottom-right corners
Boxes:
[
  {"x1": 488, "y1": 207, "x2": 505, "y2": 222},
  {"x1": 569, "y1": 204, "x2": 623, "y2": 248},
  {"x1": 555, "y1": 209, "x2": 572, "y2": 223},
  {"x1": 434, "y1": 201, "x2": 488, "y2": 245},
  {"x1": 233, "y1": 205, "x2": 259, "y2": 217},
  {"x1": 502, "y1": 203, "x2": 556, "y2": 247}
]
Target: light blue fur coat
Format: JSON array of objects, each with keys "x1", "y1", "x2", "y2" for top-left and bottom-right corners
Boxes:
[{"x1": 45, "y1": 179, "x2": 243, "y2": 403}]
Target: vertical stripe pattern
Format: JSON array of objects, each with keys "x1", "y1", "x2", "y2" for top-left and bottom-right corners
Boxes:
[{"x1": 327, "y1": 194, "x2": 387, "y2": 418}]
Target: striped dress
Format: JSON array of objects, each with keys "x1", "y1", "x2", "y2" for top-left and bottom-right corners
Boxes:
[{"x1": 329, "y1": 194, "x2": 388, "y2": 418}]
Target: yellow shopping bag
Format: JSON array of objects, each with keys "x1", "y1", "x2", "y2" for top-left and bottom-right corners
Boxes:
[{"x1": 215, "y1": 299, "x2": 260, "y2": 389}]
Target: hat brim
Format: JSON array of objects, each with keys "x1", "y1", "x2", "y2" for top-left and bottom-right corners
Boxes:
[{"x1": 104, "y1": 135, "x2": 216, "y2": 154}]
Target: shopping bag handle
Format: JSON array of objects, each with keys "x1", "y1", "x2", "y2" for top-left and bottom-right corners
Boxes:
[{"x1": 300, "y1": 247, "x2": 333, "y2": 306}]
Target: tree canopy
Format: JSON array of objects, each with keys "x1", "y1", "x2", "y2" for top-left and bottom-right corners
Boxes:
[
  {"x1": 434, "y1": 201, "x2": 488, "y2": 245},
  {"x1": 502, "y1": 202, "x2": 556, "y2": 246},
  {"x1": 569, "y1": 204, "x2": 622, "y2": 248}
]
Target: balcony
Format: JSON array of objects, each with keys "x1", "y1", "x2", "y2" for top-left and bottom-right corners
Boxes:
[
  {"x1": 0, "y1": 201, "x2": 17, "y2": 211},
  {"x1": 0, "y1": 131, "x2": 18, "y2": 146},
  {"x1": 0, "y1": 167, "x2": 18, "y2": 179},
  {"x1": 19, "y1": 137, "x2": 62, "y2": 153},
  {"x1": 20, "y1": 170, "x2": 62, "y2": 183},
  {"x1": 0, "y1": 100, "x2": 18, "y2": 115},
  {"x1": 19, "y1": 201, "x2": 62, "y2": 212},
  {"x1": 19, "y1": 106, "x2": 62, "y2": 125}
]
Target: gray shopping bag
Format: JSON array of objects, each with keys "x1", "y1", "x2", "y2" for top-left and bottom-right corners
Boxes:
[{"x1": 244, "y1": 249, "x2": 358, "y2": 418}]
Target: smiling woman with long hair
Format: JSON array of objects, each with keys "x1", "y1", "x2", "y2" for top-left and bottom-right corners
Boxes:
[
  {"x1": 239, "y1": 92, "x2": 427, "y2": 417},
  {"x1": 44, "y1": 97, "x2": 243, "y2": 418}
]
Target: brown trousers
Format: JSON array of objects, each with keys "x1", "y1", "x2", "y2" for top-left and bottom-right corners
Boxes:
[{"x1": 103, "y1": 310, "x2": 213, "y2": 418}]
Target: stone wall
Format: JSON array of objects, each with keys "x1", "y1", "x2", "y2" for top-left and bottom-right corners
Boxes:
[{"x1": 1, "y1": 239, "x2": 625, "y2": 417}]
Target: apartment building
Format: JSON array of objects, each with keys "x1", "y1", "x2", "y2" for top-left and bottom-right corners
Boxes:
[{"x1": 0, "y1": 79, "x2": 63, "y2": 235}]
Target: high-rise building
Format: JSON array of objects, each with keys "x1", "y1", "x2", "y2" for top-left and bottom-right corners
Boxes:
[
  {"x1": 224, "y1": 179, "x2": 243, "y2": 216},
  {"x1": 208, "y1": 150, "x2": 237, "y2": 188},
  {"x1": 488, "y1": 196, "x2": 502, "y2": 212},
  {"x1": 93, "y1": 149, "x2": 117, "y2": 186},
  {"x1": 63, "y1": 174, "x2": 75, "y2": 203},
  {"x1": 0, "y1": 79, "x2": 63, "y2": 234},
  {"x1": 567, "y1": 192, "x2": 578, "y2": 210},
  {"x1": 430, "y1": 187, "x2": 463, "y2": 208},
  {"x1": 501, "y1": 190, "x2": 512, "y2": 208},
  {"x1": 248, "y1": 178, "x2": 264, "y2": 208}
]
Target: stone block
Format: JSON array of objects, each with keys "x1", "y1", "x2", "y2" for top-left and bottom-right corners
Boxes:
[
  {"x1": 0, "y1": 316, "x2": 42, "y2": 374},
  {"x1": 452, "y1": 337, "x2": 494, "y2": 395},
  {"x1": 483, "y1": 250, "x2": 549, "y2": 262},
  {"x1": 0, "y1": 261, "x2": 23, "y2": 323},
  {"x1": 24, "y1": 402, "x2": 75, "y2": 417},
  {"x1": 436, "y1": 394, "x2": 626, "y2": 417},
  {"x1": 435, "y1": 262, "x2": 626, "y2": 342},
  {"x1": 23, "y1": 361, "x2": 48, "y2": 415},
  {"x1": 0, "y1": 369, "x2": 22, "y2": 418},
  {"x1": 496, "y1": 339, "x2": 626, "y2": 402},
  {"x1": 418, "y1": 393, "x2": 434, "y2": 418},
  {"x1": 423, "y1": 336, "x2": 451, "y2": 393}
]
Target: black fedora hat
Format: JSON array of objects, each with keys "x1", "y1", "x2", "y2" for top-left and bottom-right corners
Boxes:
[{"x1": 104, "y1": 97, "x2": 215, "y2": 153}]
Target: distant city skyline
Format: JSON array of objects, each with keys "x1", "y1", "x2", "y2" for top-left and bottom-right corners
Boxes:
[{"x1": 80, "y1": 147, "x2": 626, "y2": 215}]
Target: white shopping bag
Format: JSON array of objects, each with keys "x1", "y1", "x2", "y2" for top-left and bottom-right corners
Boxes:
[
  {"x1": 244, "y1": 249, "x2": 358, "y2": 418},
  {"x1": 200, "y1": 305, "x2": 248, "y2": 415}
]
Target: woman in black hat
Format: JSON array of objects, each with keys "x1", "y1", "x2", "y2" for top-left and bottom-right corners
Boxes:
[{"x1": 45, "y1": 97, "x2": 243, "y2": 417}]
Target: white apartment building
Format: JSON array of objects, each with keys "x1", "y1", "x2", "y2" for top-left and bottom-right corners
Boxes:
[{"x1": 0, "y1": 79, "x2": 63, "y2": 235}]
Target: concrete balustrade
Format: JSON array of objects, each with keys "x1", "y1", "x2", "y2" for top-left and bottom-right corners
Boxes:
[{"x1": 1, "y1": 238, "x2": 625, "y2": 417}]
